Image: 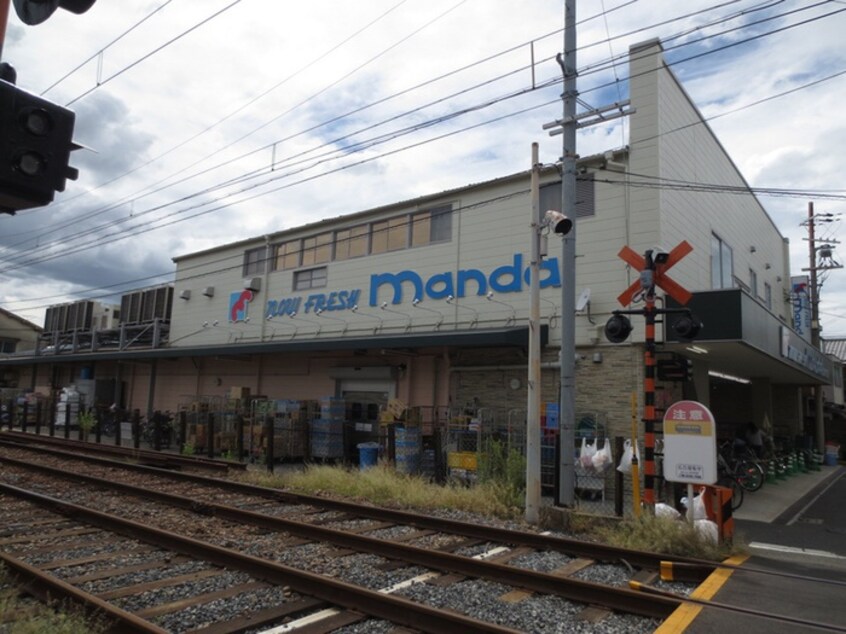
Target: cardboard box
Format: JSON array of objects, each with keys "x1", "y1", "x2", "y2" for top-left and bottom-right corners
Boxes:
[{"x1": 230, "y1": 386, "x2": 251, "y2": 401}]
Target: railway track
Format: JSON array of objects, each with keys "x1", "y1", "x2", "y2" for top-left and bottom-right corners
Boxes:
[{"x1": 2, "y1": 433, "x2": 844, "y2": 633}]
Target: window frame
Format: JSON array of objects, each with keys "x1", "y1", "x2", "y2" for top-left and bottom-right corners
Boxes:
[
  {"x1": 273, "y1": 240, "x2": 301, "y2": 271},
  {"x1": 371, "y1": 217, "x2": 407, "y2": 254},
  {"x1": 301, "y1": 232, "x2": 333, "y2": 267},
  {"x1": 293, "y1": 266, "x2": 328, "y2": 291},
  {"x1": 334, "y1": 224, "x2": 369, "y2": 261},
  {"x1": 711, "y1": 233, "x2": 734, "y2": 290},
  {"x1": 411, "y1": 204, "x2": 452, "y2": 247},
  {"x1": 243, "y1": 246, "x2": 267, "y2": 277}
]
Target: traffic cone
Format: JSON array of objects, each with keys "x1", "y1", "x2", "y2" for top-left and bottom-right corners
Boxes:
[
  {"x1": 766, "y1": 459, "x2": 777, "y2": 484},
  {"x1": 800, "y1": 451, "x2": 810, "y2": 473},
  {"x1": 776, "y1": 456, "x2": 788, "y2": 480}
]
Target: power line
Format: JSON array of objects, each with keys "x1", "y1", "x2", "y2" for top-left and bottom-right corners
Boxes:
[
  {"x1": 64, "y1": 1, "x2": 245, "y2": 107},
  {"x1": 13, "y1": 0, "x2": 739, "y2": 238},
  {"x1": 40, "y1": 0, "x2": 176, "y2": 96},
  {"x1": 2, "y1": 2, "x2": 842, "y2": 279}
]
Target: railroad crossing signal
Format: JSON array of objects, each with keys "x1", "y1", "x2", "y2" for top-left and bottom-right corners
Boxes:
[
  {"x1": 606, "y1": 240, "x2": 701, "y2": 507},
  {"x1": 0, "y1": 80, "x2": 79, "y2": 214},
  {"x1": 13, "y1": 0, "x2": 96, "y2": 25},
  {"x1": 617, "y1": 241, "x2": 693, "y2": 307}
]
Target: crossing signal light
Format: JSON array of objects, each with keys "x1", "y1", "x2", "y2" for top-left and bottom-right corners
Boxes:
[
  {"x1": 672, "y1": 313, "x2": 702, "y2": 340},
  {"x1": 13, "y1": 0, "x2": 97, "y2": 25},
  {"x1": 604, "y1": 313, "x2": 633, "y2": 343},
  {"x1": 0, "y1": 80, "x2": 79, "y2": 214},
  {"x1": 657, "y1": 357, "x2": 694, "y2": 382}
]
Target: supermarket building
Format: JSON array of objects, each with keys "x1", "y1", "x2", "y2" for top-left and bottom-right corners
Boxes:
[{"x1": 2, "y1": 40, "x2": 838, "y2": 450}]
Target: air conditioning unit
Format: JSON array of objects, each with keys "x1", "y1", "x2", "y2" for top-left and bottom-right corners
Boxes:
[{"x1": 245, "y1": 277, "x2": 261, "y2": 292}]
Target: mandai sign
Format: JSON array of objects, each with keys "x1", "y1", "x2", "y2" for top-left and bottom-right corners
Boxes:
[{"x1": 251, "y1": 253, "x2": 561, "y2": 322}]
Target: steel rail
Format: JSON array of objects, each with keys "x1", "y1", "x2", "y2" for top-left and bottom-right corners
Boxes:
[
  {"x1": 0, "y1": 430, "x2": 245, "y2": 471},
  {"x1": 0, "y1": 482, "x2": 521, "y2": 634},
  {"x1": 632, "y1": 580, "x2": 846, "y2": 633},
  {"x1": 0, "y1": 549, "x2": 169, "y2": 634},
  {"x1": 1, "y1": 454, "x2": 681, "y2": 618},
  {"x1": 0, "y1": 438, "x2": 716, "y2": 576}
]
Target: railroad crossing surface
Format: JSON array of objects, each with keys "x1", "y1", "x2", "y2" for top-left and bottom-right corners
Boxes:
[{"x1": 661, "y1": 464, "x2": 846, "y2": 633}]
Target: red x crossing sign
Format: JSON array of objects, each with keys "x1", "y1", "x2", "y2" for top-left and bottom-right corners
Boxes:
[{"x1": 617, "y1": 241, "x2": 693, "y2": 307}]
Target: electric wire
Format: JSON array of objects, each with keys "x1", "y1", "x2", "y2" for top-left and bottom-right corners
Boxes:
[
  {"x1": 64, "y1": 0, "x2": 245, "y2": 107},
  {"x1": 39, "y1": 0, "x2": 176, "y2": 96},
  {"x1": 0, "y1": 0, "x2": 775, "y2": 279},
  {"x1": 1, "y1": 0, "x2": 846, "y2": 306},
  {"x1": 10, "y1": 0, "x2": 738, "y2": 240}
]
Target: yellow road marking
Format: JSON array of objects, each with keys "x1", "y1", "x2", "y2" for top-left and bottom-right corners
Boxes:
[{"x1": 654, "y1": 554, "x2": 749, "y2": 633}]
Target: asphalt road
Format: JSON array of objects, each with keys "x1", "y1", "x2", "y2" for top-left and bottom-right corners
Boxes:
[{"x1": 685, "y1": 468, "x2": 846, "y2": 633}]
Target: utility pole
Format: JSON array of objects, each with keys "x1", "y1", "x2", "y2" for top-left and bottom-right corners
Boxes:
[
  {"x1": 557, "y1": 0, "x2": 578, "y2": 508},
  {"x1": 542, "y1": 0, "x2": 633, "y2": 507},
  {"x1": 803, "y1": 202, "x2": 842, "y2": 453},
  {"x1": 526, "y1": 143, "x2": 542, "y2": 523}
]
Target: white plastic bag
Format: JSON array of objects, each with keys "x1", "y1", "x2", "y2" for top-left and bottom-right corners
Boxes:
[
  {"x1": 694, "y1": 519, "x2": 719, "y2": 544},
  {"x1": 655, "y1": 503, "x2": 681, "y2": 519},
  {"x1": 579, "y1": 437, "x2": 596, "y2": 470},
  {"x1": 617, "y1": 439, "x2": 637, "y2": 473},
  {"x1": 591, "y1": 438, "x2": 613, "y2": 473},
  {"x1": 680, "y1": 493, "x2": 707, "y2": 520}
]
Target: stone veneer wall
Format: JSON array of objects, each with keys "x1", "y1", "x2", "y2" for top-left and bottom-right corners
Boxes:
[{"x1": 450, "y1": 344, "x2": 684, "y2": 439}]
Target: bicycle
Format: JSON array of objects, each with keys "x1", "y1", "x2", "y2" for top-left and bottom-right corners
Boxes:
[{"x1": 719, "y1": 441, "x2": 765, "y2": 492}]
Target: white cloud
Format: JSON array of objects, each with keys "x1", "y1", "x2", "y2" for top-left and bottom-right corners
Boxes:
[{"x1": 0, "y1": 0, "x2": 844, "y2": 336}]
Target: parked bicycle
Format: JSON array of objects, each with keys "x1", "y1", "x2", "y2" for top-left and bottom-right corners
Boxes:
[{"x1": 716, "y1": 441, "x2": 765, "y2": 510}]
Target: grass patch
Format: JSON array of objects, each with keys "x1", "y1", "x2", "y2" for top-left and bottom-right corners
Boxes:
[
  {"x1": 597, "y1": 514, "x2": 748, "y2": 561},
  {"x1": 0, "y1": 565, "x2": 106, "y2": 634},
  {"x1": 240, "y1": 463, "x2": 524, "y2": 519}
]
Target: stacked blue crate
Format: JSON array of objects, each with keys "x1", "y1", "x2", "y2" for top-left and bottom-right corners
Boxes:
[{"x1": 311, "y1": 397, "x2": 344, "y2": 458}]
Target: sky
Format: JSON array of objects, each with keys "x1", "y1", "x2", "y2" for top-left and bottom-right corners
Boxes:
[{"x1": 1, "y1": 0, "x2": 845, "y2": 337}]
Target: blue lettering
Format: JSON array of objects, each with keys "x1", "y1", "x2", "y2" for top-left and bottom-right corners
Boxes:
[
  {"x1": 265, "y1": 300, "x2": 278, "y2": 319},
  {"x1": 490, "y1": 254, "x2": 523, "y2": 293},
  {"x1": 304, "y1": 295, "x2": 325, "y2": 314},
  {"x1": 347, "y1": 289, "x2": 360, "y2": 308},
  {"x1": 457, "y1": 269, "x2": 486, "y2": 297},
  {"x1": 370, "y1": 271, "x2": 423, "y2": 306},
  {"x1": 425, "y1": 272, "x2": 454, "y2": 300},
  {"x1": 369, "y1": 254, "x2": 560, "y2": 306},
  {"x1": 326, "y1": 292, "x2": 339, "y2": 310}
]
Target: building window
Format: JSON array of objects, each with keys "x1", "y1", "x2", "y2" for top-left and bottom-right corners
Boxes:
[
  {"x1": 243, "y1": 246, "x2": 267, "y2": 277},
  {"x1": 335, "y1": 225, "x2": 369, "y2": 260},
  {"x1": 273, "y1": 240, "x2": 300, "y2": 271},
  {"x1": 411, "y1": 205, "x2": 452, "y2": 247},
  {"x1": 371, "y1": 217, "x2": 407, "y2": 254},
  {"x1": 294, "y1": 267, "x2": 328, "y2": 291},
  {"x1": 0, "y1": 339, "x2": 15, "y2": 354},
  {"x1": 764, "y1": 282, "x2": 772, "y2": 310},
  {"x1": 749, "y1": 268, "x2": 758, "y2": 297},
  {"x1": 301, "y1": 232, "x2": 332, "y2": 266},
  {"x1": 711, "y1": 234, "x2": 733, "y2": 289}
]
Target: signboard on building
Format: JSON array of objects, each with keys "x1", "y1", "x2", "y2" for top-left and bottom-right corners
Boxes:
[
  {"x1": 662, "y1": 400, "x2": 717, "y2": 485},
  {"x1": 790, "y1": 275, "x2": 812, "y2": 342}
]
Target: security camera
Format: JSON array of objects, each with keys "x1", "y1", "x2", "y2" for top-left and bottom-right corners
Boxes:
[{"x1": 544, "y1": 210, "x2": 572, "y2": 235}]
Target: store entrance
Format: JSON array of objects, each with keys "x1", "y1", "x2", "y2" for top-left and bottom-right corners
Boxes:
[{"x1": 339, "y1": 380, "x2": 394, "y2": 462}]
